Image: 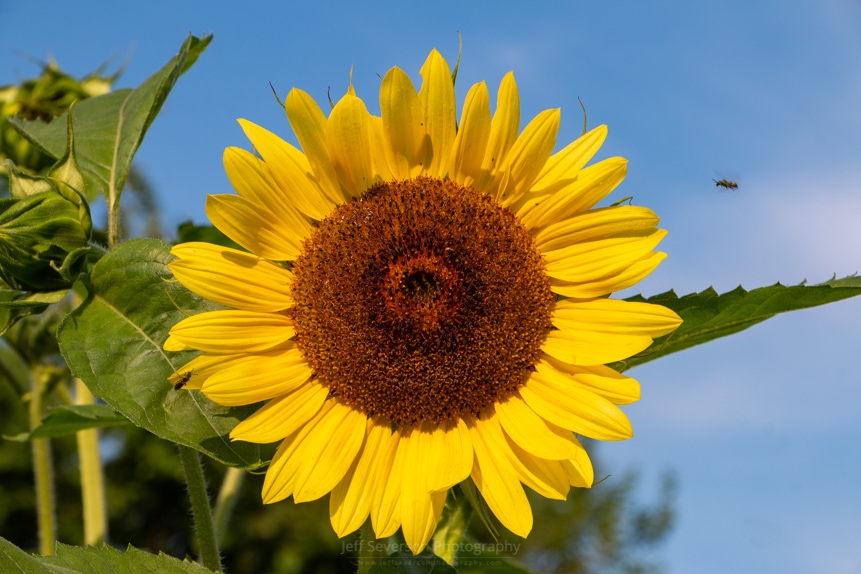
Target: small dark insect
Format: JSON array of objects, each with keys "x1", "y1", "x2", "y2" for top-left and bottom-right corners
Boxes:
[
  {"x1": 713, "y1": 178, "x2": 739, "y2": 191},
  {"x1": 173, "y1": 371, "x2": 194, "y2": 391}
]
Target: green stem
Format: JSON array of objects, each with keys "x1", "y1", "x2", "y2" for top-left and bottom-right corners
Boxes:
[
  {"x1": 28, "y1": 368, "x2": 56, "y2": 555},
  {"x1": 74, "y1": 379, "x2": 107, "y2": 546},
  {"x1": 107, "y1": 196, "x2": 120, "y2": 249},
  {"x1": 212, "y1": 467, "x2": 245, "y2": 546},
  {"x1": 178, "y1": 445, "x2": 222, "y2": 572},
  {"x1": 357, "y1": 521, "x2": 389, "y2": 574}
]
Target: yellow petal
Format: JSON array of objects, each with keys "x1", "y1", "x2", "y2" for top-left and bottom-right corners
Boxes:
[
  {"x1": 418, "y1": 49, "x2": 456, "y2": 178},
  {"x1": 543, "y1": 329, "x2": 652, "y2": 366},
  {"x1": 330, "y1": 418, "x2": 397, "y2": 537},
  {"x1": 535, "y1": 357, "x2": 640, "y2": 406},
  {"x1": 531, "y1": 124, "x2": 608, "y2": 191},
  {"x1": 562, "y1": 455, "x2": 594, "y2": 488},
  {"x1": 169, "y1": 242, "x2": 294, "y2": 312},
  {"x1": 495, "y1": 394, "x2": 581, "y2": 460},
  {"x1": 423, "y1": 418, "x2": 473, "y2": 492},
  {"x1": 261, "y1": 433, "x2": 299, "y2": 504},
  {"x1": 163, "y1": 335, "x2": 194, "y2": 352},
  {"x1": 167, "y1": 352, "x2": 229, "y2": 390},
  {"x1": 380, "y1": 66, "x2": 426, "y2": 179},
  {"x1": 494, "y1": 108, "x2": 560, "y2": 207},
  {"x1": 473, "y1": 72, "x2": 519, "y2": 193},
  {"x1": 543, "y1": 329, "x2": 653, "y2": 366},
  {"x1": 201, "y1": 344, "x2": 312, "y2": 406},
  {"x1": 205, "y1": 194, "x2": 299, "y2": 261},
  {"x1": 467, "y1": 414, "x2": 533, "y2": 537},
  {"x1": 520, "y1": 369, "x2": 633, "y2": 441},
  {"x1": 534, "y1": 205, "x2": 660, "y2": 252},
  {"x1": 166, "y1": 310, "x2": 294, "y2": 354},
  {"x1": 543, "y1": 229, "x2": 668, "y2": 283},
  {"x1": 544, "y1": 298, "x2": 682, "y2": 365},
  {"x1": 550, "y1": 252, "x2": 667, "y2": 299},
  {"x1": 517, "y1": 157, "x2": 627, "y2": 230},
  {"x1": 550, "y1": 426, "x2": 594, "y2": 487},
  {"x1": 327, "y1": 91, "x2": 378, "y2": 197},
  {"x1": 401, "y1": 427, "x2": 446, "y2": 555},
  {"x1": 261, "y1": 400, "x2": 337, "y2": 504},
  {"x1": 261, "y1": 400, "x2": 346, "y2": 504},
  {"x1": 284, "y1": 88, "x2": 348, "y2": 204},
  {"x1": 449, "y1": 81, "x2": 491, "y2": 187},
  {"x1": 261, "y1": 400, "x2": 364, "y2": 504},
  {"x1": 229, "y1": 381, "x2": 329, "y2": 443},
  {"x1": 222, "y1": 146, "x2": 314, "y2": 243},
  {"x1": 372, "y1": 427, "x2": 406, "y2": 538},
  {"x1": 506, "y1": 438, "x2": 570, "y2": 500},
  {"x1": 293, "y1": 400, "x2": 367, "y2": 502},
  {"x1": 368, "y1": 115, "x2": 395, "y2": 183},
  {"x1": 238, "y1": 119, "x2": 337, "y2": 220}
]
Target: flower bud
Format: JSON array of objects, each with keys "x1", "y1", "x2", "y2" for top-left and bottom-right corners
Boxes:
[{"x1": 0, "y1": 189, "x2": 90, "y2": 291}]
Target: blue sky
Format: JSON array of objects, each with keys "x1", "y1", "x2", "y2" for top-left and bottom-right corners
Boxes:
[{"x1": 2, "y1": 1, "x2": 860, "y2": 572}]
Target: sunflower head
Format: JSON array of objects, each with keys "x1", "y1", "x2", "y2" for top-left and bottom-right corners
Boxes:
[{"x1": 165, "y1": 48, "x2": 682, "y2": 556}]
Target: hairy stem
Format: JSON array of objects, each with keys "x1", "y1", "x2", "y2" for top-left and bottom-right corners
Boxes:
[
  {"x1": 107, "y1": 197, "x2": 120, "y2": 249},
  {"x1": 178, "y1": 445, "x2": 222, "y2": 572},
  {"x1": 29, "y1": 367, "x2": 56, "y2": 555},
  {"x1": 75, "y1": 379, "x2": 107, "y2": 546}
]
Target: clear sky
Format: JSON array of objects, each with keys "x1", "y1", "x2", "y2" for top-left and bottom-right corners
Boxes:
[{"x1": 2, "y1": 1, "x2": 860, "y2": 572}]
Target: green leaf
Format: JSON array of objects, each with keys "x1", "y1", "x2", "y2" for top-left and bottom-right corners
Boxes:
[
  {"x1": 57, "y1": 238, "x2": 267, "y2": 470},
  {"x1": 4, "y1": 159, "x2": 55, "y2": 198},
  {"x1": 8, "y1": 34, "x2": 212, "y2": 204},
  {"x1": 0, "y1": 535, "x2": 54, "y2": 574},
  {"x1": 368, "y1": 549, "x2": 456, "y2": 574},
  {"x1": 0, "y1": 289, "x2": 68, "y2": 335},
  {"x1": 455, "y1": 549, "x2": 535, "y2": 574},
  {"x1": 5, "y1": 405, "x2": 129, "y2": 441},
  {"x1": 616, "y1": 274, "x2": 861, "y2": 371},
  {"x1": 40, "y1": 541, "x2": 215, "y2": 573},
  {"x1": 457, "y1": 481, "x2": 500, "y2": 541}
]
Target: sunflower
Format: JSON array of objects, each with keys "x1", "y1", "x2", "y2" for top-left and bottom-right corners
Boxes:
[{"x1": 164, "y1": 49, "x2": 682, "y2": 555}]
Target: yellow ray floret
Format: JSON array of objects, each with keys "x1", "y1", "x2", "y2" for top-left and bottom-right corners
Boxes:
[{"x1": 163, "y1": 47, "x2": 683, "y2": 557}]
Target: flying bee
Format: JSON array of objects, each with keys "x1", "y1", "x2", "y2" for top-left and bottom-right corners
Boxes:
[
  {"x1": 172, "y1": 370, "x2": 194, "y2": 390},
  {"x1": 713, "y1": 178, "x2": 739, "y2": 191}
]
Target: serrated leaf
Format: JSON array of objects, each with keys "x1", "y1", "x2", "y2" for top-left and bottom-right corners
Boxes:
[
  {"x1": 7, "y1": 405, "x2": 129, "y2": 441},
  {"x1": 368, "y1": 549, "x2": 456, "y2": 574},
  {"x1": 57, "y1": 238, "x2": 266, "y2": 470},
  {"x1": 9, "y1": 35, "x2": 212, "y2": 204},
  {"x1": 616, "y1": 274, "x2": 861, "y2": 371},
  {"x1": 41, "y1": 542, "x2": 215, "y2": 573},
  {"x1": 0, "y1": 535, "x2": 55, "y2": 574}
]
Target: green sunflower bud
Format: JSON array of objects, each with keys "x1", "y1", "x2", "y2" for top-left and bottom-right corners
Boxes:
[
  {"x1": 0, "y1": 187, "x2": 90, "y2": 291},
  {"x1": 0, "y1": 58, "x2": 118, "y2": 177}
]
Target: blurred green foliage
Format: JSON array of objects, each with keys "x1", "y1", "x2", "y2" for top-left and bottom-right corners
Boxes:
[
  {"x1": 0, "y1": 57, "x2": 116, "y2": 180},
  {"x1": 0, "y1": 390, "x2": 675, "y2": 574}
]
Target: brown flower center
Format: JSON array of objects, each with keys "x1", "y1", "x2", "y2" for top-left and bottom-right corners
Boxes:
[{"x1": 290, "y1": 176, "x2": 554, "y2": 425}]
